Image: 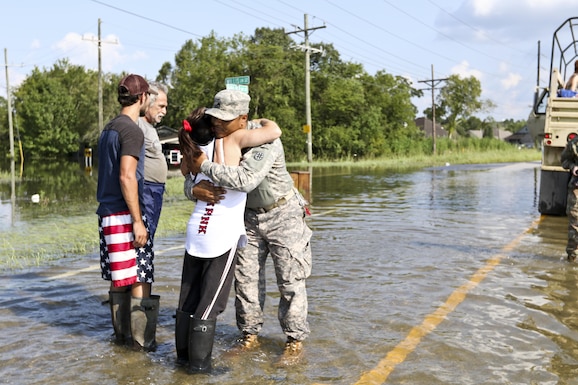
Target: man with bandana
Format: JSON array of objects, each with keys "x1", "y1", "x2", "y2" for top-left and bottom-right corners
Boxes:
[{"x1": 184, "y1": 89, "x2": 312, "y2": 366}]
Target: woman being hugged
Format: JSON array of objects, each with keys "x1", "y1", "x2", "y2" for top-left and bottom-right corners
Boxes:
[{"x1": 176, "y1": 90, "x2": 281, "y2": 373}]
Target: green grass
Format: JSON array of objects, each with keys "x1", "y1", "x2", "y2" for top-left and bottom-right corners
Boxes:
[
  {"x1": 0, "y1": 170, "x2": 10, "y2": 183},
  {"x1": 0, "y1": 175, "x2": 193, "y2": 270},
  {"x1": 0, "y1": 147, "x2": 541, "y2": 270},
  {"x1": 289, "y1": 147, "x2": 541, "y2": 169}
]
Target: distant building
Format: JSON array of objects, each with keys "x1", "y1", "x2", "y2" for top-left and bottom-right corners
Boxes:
[
  {"x1": 469, "y1": 128, "x2": 511, "y2": 140},
  {"x1": 157, "y1": 126, "x2": 181, "y2": 167},
  {"x1": 493, "y1": 128, "x2": 512, "y2": 140},
  {"x1": 414, "y1": 117, "x2": 448, "y2": 138},
  {"x1": 505, "y1": 126, "x2": 534, "y2": 148}
]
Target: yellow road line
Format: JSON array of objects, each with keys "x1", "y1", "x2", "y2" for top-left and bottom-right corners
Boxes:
[{"x1": 350, "y1": 216, "x2": 544, "y2": 385}]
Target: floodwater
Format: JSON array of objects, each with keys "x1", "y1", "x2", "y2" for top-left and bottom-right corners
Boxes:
[{"x1": 1, "y1": 160, "x2": 577, "y2": 385}]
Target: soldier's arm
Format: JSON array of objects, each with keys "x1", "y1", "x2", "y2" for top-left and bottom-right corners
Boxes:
[
  {"x1": 184, "y1": 173, "x2": 196, "y2": 201},
  {"x1": 199, "y1": 142, "x2": 278, "y2": 192}
]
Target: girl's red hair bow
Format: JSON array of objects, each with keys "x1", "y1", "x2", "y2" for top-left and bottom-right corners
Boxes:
[{"x1": 183, "y1": 119, "x2": 192, "y2": 132}]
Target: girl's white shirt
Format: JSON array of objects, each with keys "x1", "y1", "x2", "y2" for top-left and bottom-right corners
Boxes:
[{"x1": 184, "y1": 139, "x2": 247, "y2": 258}]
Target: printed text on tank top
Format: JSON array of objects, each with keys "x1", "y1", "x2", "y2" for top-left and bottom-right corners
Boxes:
[
  {"x1": 198, "y1": 203, "x2": 215, "y2": 234},
  {"x1": 196, "y1": 138, "x2": 223, "y2": 235}
]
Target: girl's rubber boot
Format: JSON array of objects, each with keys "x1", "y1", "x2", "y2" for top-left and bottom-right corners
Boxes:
[
  {"x1": 188, "y1": 317, "x2": 216, "y2": 374},
  {"x1": 175, "y1": 309, "x2": 193, "y2": 365}
]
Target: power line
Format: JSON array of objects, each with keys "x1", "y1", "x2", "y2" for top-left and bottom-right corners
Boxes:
[
  {"x1": 326, "y1": 0, "x2": 457, "y2": 65},
  {"x1": 89, "y1": 0, "x2": 204, "y2": 38}
]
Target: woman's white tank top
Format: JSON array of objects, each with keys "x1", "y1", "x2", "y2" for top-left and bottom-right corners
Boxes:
[{"x1": 185, "y1": 140, "x2": 248, "y2": 258}]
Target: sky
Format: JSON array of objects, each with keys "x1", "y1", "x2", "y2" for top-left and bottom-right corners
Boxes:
[{"x1": 0, "y1": 0, "x2": 576, "y2": 122}]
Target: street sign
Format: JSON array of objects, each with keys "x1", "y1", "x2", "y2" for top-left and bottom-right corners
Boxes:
[
  {"x1": 225, "y1": 84, "x2": 249, "y2": 93},
  {"x1": 225, "y1": 76, "x2": 250, "y2": 85}
]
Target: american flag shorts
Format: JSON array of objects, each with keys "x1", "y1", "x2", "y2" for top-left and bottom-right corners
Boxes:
[{"x1": 98, "y1": 211, "x2": 154, "y2": 287}]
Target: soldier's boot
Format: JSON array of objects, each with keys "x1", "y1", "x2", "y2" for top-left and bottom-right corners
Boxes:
[
  {"x1": 188, "y1": 317, "x2": 216, "y2": 374},
  {"x1": 175, "y1": 309, "x2": 193, "y2": 365},
  {"x1": 275, "y1": 338, "x2": 304, "y2": 367},
  {"x1": 222, "y1": 333, "x2": 260, "y2": 359},
  {"x1": 108, "y1": 290, "x2": 132, "y2": 345},
  {"x1": 130, "y1": 295, "x2": 160, "y2": 352},
  {"x1": 232, "y1": 333, "x2": 260, "y2": 352}
]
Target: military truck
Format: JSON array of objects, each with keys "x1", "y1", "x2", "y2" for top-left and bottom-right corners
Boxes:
[{"x1": 527, "y1": 17, "x2": 578, "y2": 215}]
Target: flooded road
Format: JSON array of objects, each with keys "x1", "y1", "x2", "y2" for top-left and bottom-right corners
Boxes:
[{"x1": 1, "y1": 161, "x2": 576, "y2": 384}]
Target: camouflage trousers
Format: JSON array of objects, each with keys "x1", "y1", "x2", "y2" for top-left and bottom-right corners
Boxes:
[
  {"x1": 567, "y1": 187, "x2": 578, "y2": 260},
  {"x1": 234, "y1": 196, "x2": 312, "y2": 341}
]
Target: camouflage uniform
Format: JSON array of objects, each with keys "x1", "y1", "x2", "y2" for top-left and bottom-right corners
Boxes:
[
  {"x1": 184, "y1": 134, "x2": 312, "y2": 342},
  {"x1": 561, "y1": 137, "x2": 578, "y2": 260}
]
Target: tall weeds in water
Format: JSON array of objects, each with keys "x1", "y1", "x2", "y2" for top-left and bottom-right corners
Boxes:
[{"x1": 290, "y1": 140, "x2": 540, "y2": 169}]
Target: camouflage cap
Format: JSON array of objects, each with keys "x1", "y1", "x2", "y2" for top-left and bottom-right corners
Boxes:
[{"x1": 205, "y1": 89, "x2": 250, "y2": 121}]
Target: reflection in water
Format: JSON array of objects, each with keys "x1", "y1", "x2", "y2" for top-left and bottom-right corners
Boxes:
[
  {"x1": 10, "y1": 158, "x2": 15, "y2": 226},
  {"x1": 4, "y1": 161, "x2": 578, "y2": 384},
  {"x1": 530, "y1": 266, "x2": 578, "y2": 379},
  {"x1": 0, "y1": 160, "x2": 98, "y2": 231},
  {"x1": 9, "y1": 158, "x2": 16, "y2": 226}
]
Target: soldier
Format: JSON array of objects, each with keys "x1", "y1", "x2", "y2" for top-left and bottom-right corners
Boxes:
[
  {"x1": 185, "y1": 92, "x2": 312, "y2": 366},
  {"x1": 561, "y1": 137, "x2": 578, "y2": 261}
]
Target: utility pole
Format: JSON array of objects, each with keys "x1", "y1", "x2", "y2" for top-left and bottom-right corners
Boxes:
[
  {"x1": 534, "y1": 40, "x2": 540, "y2": 109},
  {"x1": 4, "y1": 48, "x2": 14, "y2": 163},
  {"x1": 83, "y1": 19, "x2": 117, "y2": 132},
  {"x1": 287, "y1": 14, "x2": 325, "y2": 163},
  {"x1": 418, "y1": 65, "x2": 447, "y2": 155}
]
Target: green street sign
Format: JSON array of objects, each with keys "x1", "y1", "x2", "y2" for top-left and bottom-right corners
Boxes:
[
  {"x1": 225, "y1": 76, "x2": 250, "y2": 85},
  {"x1": 226, "y1": 84, "x2": 249, "y2": 93}
]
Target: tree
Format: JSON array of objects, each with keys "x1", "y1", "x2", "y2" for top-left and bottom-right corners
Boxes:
[
  {"x1": 163, "y1": 33, "x2": 247, "y2": 130},
  {"x1": 481, "y1": 117, "x2": 496, "y2": 138},
  {"x1": 438, "y1": 74, "x2": 485, "y2": 139},
  {"x1": 244, "y1": 28, "x2": 306, "y2": 160},
  {"x1": 502, "y1": 118, "x2": 526, "y2": 133},
  {"x1": 461, "y1": 116, "x2": 483, "y2": 137},
  {"x1": 358, "y1": 70, "x2": 420, "y2": 157},
  {"x1": 13, "y1": 60, "x2": 98, "y2": 158}
]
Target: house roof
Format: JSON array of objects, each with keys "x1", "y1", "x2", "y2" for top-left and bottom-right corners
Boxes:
[
  {"x1": 157, "y1": 126, "x2": 179, "y2": 145},
  {"x1": 414, "y1": 117, "x2": 448, "y2": 137}
]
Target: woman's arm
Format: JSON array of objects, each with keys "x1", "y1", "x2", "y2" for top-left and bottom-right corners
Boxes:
[{"x1": 234, "y1": 118, "x2": 281, "y2": 148}]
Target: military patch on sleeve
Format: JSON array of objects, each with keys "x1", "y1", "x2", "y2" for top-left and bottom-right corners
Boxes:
[{"x1": 253, "y1": 151, "x2": 265, "y2": 161}]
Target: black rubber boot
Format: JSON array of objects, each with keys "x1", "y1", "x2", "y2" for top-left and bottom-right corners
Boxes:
[
  {"x1": 175, "y1": 309, "x2": 193, "y2": 365},
  {"x1": 188, "y1": 318, "x2": 216, "y2": 374},
  {"x1": 130, "y1": 295, "x2": 160, "y2": 352},
  {"x1": 109, "y1": 290, "x2": 132, "y2": 345}
]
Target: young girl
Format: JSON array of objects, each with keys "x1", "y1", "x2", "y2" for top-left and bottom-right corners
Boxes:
[{"x1": 176, "y1": 104, "x2": 281, "y2": 373}]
